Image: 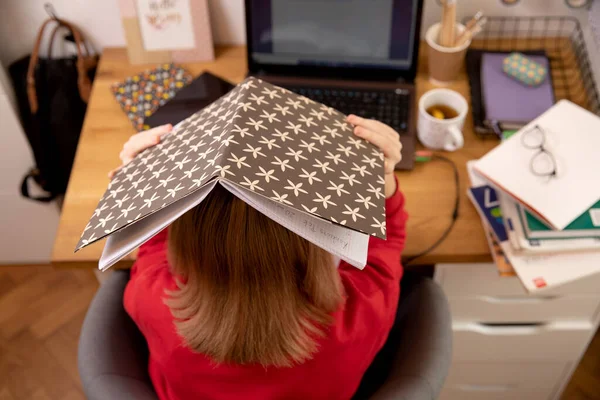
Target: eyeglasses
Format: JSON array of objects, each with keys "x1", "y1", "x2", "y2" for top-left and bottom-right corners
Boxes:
[{"x1": 521, "y1": 125, "x2": 558, "y2": 179}]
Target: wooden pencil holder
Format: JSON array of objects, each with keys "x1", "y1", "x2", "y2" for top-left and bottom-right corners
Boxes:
[{"x1": 426, "y1": 23, "x2": 469, "y2": 85}]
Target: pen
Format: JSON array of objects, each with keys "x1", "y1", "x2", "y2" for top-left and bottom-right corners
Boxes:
[
  {"x1": 455, "y1": 17, "x2": 486, "y2": 47},
  {"x1": 454, "y1": 11, "x2": 483, "y2": 46}
]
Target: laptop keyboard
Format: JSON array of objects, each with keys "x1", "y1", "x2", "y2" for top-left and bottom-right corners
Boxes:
[{"x1": 284, "y1": 86, "x2": 410, "y2": 134}]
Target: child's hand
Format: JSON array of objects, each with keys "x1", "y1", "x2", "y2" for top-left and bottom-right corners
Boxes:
[
  {"x1": 346, "y1": 115, "x2": 402, "y2": 198},
  {"x1": 108, "y1": 124, "x2": 173, "y2": 178}
]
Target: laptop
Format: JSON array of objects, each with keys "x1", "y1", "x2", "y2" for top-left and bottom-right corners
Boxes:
[{"x1": 245, "y1": 0, "x2": 424, "y2": 170}]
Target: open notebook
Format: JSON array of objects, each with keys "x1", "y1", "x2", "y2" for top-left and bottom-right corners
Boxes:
[{"x1": 76, "y1": 77, "x2": 386, "y2": 271}]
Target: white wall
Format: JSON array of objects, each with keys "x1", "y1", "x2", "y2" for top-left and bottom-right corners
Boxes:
[
  {"x1": 1, "y1": 0, "x2": 597, "y2": 67},
  {"x1": 0, "y1": 63, "x2": 60, "y2": 264},
  {"x1": 0, "y1": 0, "x2": 247, "y2": 66}
]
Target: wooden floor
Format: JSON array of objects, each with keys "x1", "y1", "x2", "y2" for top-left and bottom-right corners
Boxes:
[{"x1": 0, "y1": 265, "x2": 598, "y2": 399}]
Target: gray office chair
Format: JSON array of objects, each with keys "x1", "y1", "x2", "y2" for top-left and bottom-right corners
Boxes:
[{"x1": 78, "y1": 270, "x2": 452, "y2": 400}]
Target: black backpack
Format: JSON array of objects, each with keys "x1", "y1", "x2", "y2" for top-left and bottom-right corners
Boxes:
[{"x1": 9, "y1": 17, "x2": 98, "y2": 202}]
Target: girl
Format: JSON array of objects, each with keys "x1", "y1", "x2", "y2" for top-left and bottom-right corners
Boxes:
[{"x1": 119, "y1": 115, "x2": 407, "y2": 400}]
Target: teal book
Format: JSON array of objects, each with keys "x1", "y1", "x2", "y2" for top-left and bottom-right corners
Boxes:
[{"x1": 520, "y1": 200, "x2": 600, "y2": 239}]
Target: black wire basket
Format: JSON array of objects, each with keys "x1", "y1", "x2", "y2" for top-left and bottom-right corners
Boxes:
[{"x1": 464, "y1": 16, "x2": 600, "y2": 136}]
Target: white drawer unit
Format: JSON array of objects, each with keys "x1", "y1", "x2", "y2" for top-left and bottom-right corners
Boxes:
[
  {"x1": 436, "y1": 263, "x2": 600, "y2": 298},
  {"x1": 452, "y1": 321, "x2": 593, "y2": 362},
  {"x1": 440, "y1": 361, "x2": 571, "y2": 400},
  {"x1": 447, "y1": 294, "x2": 600, "y2": 323},
  {"x1": 435, "y1": 263, "x2": 600, "y2": 400}
]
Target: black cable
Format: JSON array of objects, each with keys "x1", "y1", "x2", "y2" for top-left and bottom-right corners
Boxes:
[{"x1": 402, "y1": 154, "x2": 460, "y2": 265}]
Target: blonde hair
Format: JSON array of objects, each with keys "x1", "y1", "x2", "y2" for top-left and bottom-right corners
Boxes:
[{"x1": 165, "y1": 184, "x2": 343, "y2": 367}]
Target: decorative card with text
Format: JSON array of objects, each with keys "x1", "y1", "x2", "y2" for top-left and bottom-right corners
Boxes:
[{"x1": 76, "y1": 78, "x2": 386, "y2": 270}]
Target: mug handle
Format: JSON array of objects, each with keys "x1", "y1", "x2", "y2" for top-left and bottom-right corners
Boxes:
[{"x1": 444, "y1": 125, "x2": 464, "y2": 151}]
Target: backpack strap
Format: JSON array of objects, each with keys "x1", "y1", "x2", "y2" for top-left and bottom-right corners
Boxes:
[{"x1": 26, "y1": 17, "x2": 95, "y2": 113}]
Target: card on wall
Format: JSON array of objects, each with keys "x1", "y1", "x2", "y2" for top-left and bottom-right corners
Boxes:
[{"x1": 118, "y1": 0, "x2": 214, "y2": 64}]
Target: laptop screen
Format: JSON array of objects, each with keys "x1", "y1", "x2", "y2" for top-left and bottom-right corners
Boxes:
[{"x1": 248, "y1": 0, "x2": 420, "y2": 71}]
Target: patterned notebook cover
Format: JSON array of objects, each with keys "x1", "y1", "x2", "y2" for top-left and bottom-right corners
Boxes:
[
  {"x1": 111, "y1": 63, "x2": 193, "y2": 131},
  {"x1": 76, "y1": 77, "x2": 386, "y2": 254}
]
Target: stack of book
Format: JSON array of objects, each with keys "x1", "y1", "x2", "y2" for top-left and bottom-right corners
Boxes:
[{"x1": 468, "y1": 100, "x2": 600, "y2": 292}]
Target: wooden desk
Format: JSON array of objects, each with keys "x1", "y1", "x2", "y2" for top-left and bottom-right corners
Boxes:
[{"x1": 51, "y1": 45, "x2": 496, "y2": 269}]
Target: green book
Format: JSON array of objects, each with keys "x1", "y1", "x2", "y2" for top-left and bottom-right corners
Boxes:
[{"x1": 519, "y1": 200, "x2": 600, "y2": 239}]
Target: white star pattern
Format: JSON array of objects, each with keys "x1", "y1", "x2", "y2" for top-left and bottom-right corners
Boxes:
[
  {"x1": 215, "y1": 165, "x2": 235, "y2": 177},
  {"x1": 340, "y1": 171, "x2": 361, "y2": 186},
  {"x1": 228, "y1": 153, "x2": 250, "y2": 169},
  {"x1": 351, "y1": 162, "x2": 373, "y2": 177},
  {"x1": 367, "y1": 183, "x2": 384, "y2": 199},
  {"x1": 260, "y1": 110, "x2": 281, "y2": 123},
  {"x1": 240, "y1": 176, "x2": 264, "y2": 191},
  {"x1": 309, "y1": 109, "x2": 329, "y2": 121},
  {"x1": 274, "y1": 104, "x2": 292, "y2": 116},
  {"x1": 285, "y1": 147, "x2": 307, "y2": 162},
  {"x1": 286, "y1": 121, "x2": 306, "y2": 135},
  {"x1": 310, "y1": 133, "x2": 331, "y2": 146},
  {"x1": 256, "y1": 167, "x2": 279, "y2": 183},
  {"x1": 327, "y1": 181, "x2": 350, "y2": 197},
  {"x1": 118, "y1": 204, "x2": 137, "y2": 219},
  {"x1": 258, "y1": 136, "x2": 281, "y2": 150},
  {"x1": 355, "y1": 194, "x2": 376, "y2": 209},
  {"x1": 189, "y1": 172, "x2": 208, "y2": 189},
  {"x1": 362, "y1": 154, "x2": 381, "y2": 168},
  {"x1": 246, "y1": 118, "x2": 267, "y2": 131},
  {"x1": 334, "y1": 120, "x2": 351, "y2": 131},
  {"x1": 313, "y1": 159, "x2": 334, "y2": 174},
  {"x1": 299, "y1": 140, "x2": 320, "y2": 153},
  {"x1": 323, "y1": 126, "x2": 342, "y2": 139},
  {"x1": 243, "y1": 144, "x2": 266, "y2": 158},
  {"x1": 313, "y1": 193, "x2": 336, "y2": 209},
  {"x1": 238, "y1": 102, "x2": 256, "y2": 112},
  {"x1": 232, "y1": 124, "x2": 253, "y2": 138},
  {"x1": 371, "y1": 217, "x2": 386, "y2": 235},
  {"x1": 156, "y1": 174, "x2": 175, "y2": 189},
  {"x1": 347, "y1": 137, "x2": 367, "y2": 150},
  {"x1": 337, "y1": 144, "x2": 357, "y2": 158},
  {"x1": 298, "y1": 115, "x2": 317, "y2": 127},
  {"x1": 284, "y1": 180, "x2": 308, "y2": 196},
  {"x1": 261, "y1": 87, "x2": 281, "y2": 99},
  {"x1": 95, "y1": 212, "x2": 115, "y2": 228},
  {"x1": 77, "y1": 77, "x2": 387, "y2": 252},
  {"x1": 112, "y1": 193, "x2": 131, "y2": 209},
  {"x1": 151, "y1": 166, "x2": 168, "y2": 180},
  {"x1": 249, "y1": 93, "x2": 268, "y2": 105},
  {"x1": 271, "y1": 190, "x2": 293, "y2": 205},
  {"x1": 299, "y1": 169, "x2": 322, "y2": 185},
  {"x1": 342, "y1": 205, "x2": 365, "y2": 222},
  {"x1": 302, "y1": 205, "x2": 318, "y2": 213},
  {"x1": 273, "y1": 129, "x2": 293, "y2": 142},
  {"x1": 285, "y1": 98, "x2": 305, "y2": 110},
  {"x1": 164, "y1": 183, "x2": 184, "y2": 199},
  {"x1": 325, "y1": 151, "x2": 346, "y2": 165},
  {"x1": 271, "y1": 156, "x2": 295, "y2": 171},
  {"x1": 134, "y1": 183, "x2": 152, "y2": 199}
]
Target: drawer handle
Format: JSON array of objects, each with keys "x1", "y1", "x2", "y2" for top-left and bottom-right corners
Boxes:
[
  {"x1": 465, "y1": 323, "x2": 547, "y2": 335},
  {"x1": 456, "y1": 384, "x2": 514, "y2": 392},
  {"x1": 480, "y1": 295, "x2": 558, "y2": 304}
]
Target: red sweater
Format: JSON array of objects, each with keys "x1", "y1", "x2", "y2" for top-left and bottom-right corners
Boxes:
[{"x1": 124, "y1": 187, "x2": 407, "y2": 400}]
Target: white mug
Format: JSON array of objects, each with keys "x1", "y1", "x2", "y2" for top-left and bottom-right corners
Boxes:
[{"x1": 417, "y1": 88, "x2": 468, "y2": 151}]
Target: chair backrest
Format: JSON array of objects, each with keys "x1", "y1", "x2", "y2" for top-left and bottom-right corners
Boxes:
[{"x1": 79, "y1": 271, "x2": 452, "y2": 400}]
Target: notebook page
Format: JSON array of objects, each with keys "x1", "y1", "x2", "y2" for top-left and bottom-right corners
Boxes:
[
  {"x1": 99, "y1": 180, "x2": 218, "y2": 271},
  {"x1": 220, "y1": 180, "x2": 369, "y2": 269}
]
